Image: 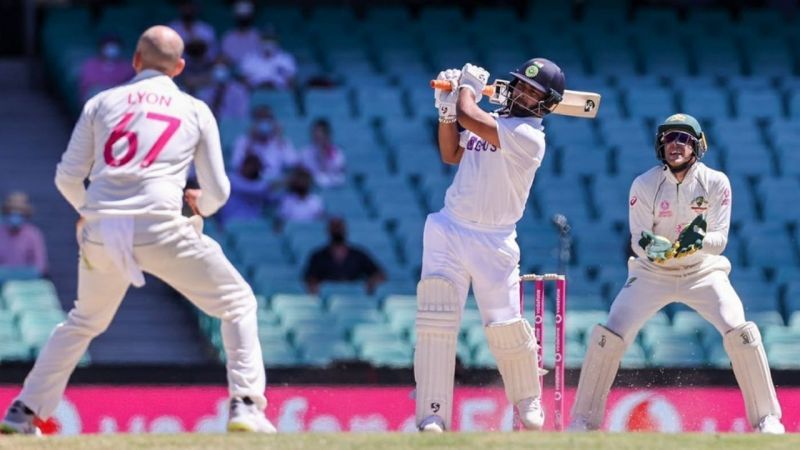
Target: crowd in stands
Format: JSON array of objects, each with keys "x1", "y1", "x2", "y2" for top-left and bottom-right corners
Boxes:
[{"x1": 0, "y1": 192, "x2": 48, "y2": 277}]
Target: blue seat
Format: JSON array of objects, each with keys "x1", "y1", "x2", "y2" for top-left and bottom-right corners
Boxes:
[
  {"x1": 734, "y1": 90, "x2": 784, "y2": 120},
  {"x1": 303, "y1": 88, "x2": 354, "y2": 118},
  {"x1": 724, "y1": 143, "x2": 774, "y2": 177},
  {"x1": 679, "y1": 88, "x2": 730, "y2": 121},
  {"x1": 624, "y1": 87, "x2": 676, "y2": 120},
  {"x1": 691, "y1": 38, "x2": 742, "y2": 77}
]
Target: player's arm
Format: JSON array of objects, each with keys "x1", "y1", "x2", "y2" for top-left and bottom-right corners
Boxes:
[
  {"x1": 456, "y1": 90, "x2": 500, "y2": 148},
  {"x1": 434, "y1": 68, "x2": 464, "y2": 164},
  {"x1": 628, "y1": 178, "x2": 655, "y2": 260},
  {"x1": 701, "y1": 174, "x2": 732, "y2": 255},
  {"x1": 437, "y1": 121, "x2": 463, "y2": 165},
  {"x1": 456, "y1": 63, "x2": 500, "y2": 148},
  {"x1": 55, "y1": 98, "x2": 97, "y2": 213},
  {"x1": 192, "y1": 101, "x2": 231, "y2": 216}
]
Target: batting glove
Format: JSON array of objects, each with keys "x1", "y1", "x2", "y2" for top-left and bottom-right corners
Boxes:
[
  {"x1": 458, "y1": 63, "x2": 490, "y2": 103},
  {"x1": 435, "y1": 68, "x2": 460, "y2": 123}
]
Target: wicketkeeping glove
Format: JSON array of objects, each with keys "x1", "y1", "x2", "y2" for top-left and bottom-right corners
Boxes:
[
  {"x1": 458, "y1": 63, "x2": 490, "y2": 103},
  {"x1": 639, "y1": 230, "x2": 676, "y2": 263},
  {"x1": 434, "y1": 68, "x2": 460, "y2": 122},
  {"x1": 673, "y1": 214, "x2": 707, "y2": 258}
]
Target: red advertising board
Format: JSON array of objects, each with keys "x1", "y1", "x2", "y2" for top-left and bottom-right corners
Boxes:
[{"x1": 0, "y1": 386, "x2": 796, "y2": 434}]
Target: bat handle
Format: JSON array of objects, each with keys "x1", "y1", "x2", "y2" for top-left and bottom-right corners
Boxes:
[{"x1": 430, "y1": 79, "x2": 495, "y2": 96}]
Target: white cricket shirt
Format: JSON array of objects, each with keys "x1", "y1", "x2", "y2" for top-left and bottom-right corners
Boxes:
[
  {"x1": 444, "y1": 115, "x2": 545, "y2": 228},
  {"x1": 55, "y1": 69, "x2": 230, "y2": 218},
  {"x1": 629, "y1": 162, "x2": 732, "y2": 270}
]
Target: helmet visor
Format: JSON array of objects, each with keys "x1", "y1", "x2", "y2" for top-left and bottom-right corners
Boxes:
[{"x1": 661, "y1": 131, "x2": 697, "y2": 146}]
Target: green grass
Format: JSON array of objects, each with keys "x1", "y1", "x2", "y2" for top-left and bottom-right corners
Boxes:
[{"x1": 0, "y1": 432, "x2": 797, "y2": 450}]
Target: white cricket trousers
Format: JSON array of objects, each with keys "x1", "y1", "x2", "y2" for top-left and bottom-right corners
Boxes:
[
  {"x1": 17, "y1": 215, "x2": 266, "y2": 418},
  {"x1": 421, "y1": 211, "x2": 521, "y2": 325},
  {"x1": 606, "y1": 256, "x2": 746, "y2": 342}
]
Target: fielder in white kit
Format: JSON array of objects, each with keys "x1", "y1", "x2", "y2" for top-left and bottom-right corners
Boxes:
[
  {"x1": 415, "y1": 58, "x2": 565, "y2": 432},
  {"x1": 0, "y1": 26, "x2": 275, "y2": 435},
  {"x1": 569, "y1": 114, "x2": 784, "y2": 434}
]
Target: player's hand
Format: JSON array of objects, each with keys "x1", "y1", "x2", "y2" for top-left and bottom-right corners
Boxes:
[
  {"x1": 458, "y1": 63, "x2": 490, "y2": 103},
  {"x1": 673, "y1": 214, "x2": 707, "y2": 259},
  {"x1": 184, "y1": 188, "x2": 203, "y2": 216},
  {"x1": 435, "y1": 68, "x2": 460, "y2": 122},
  {"x1": 639, "y1": 230, "x2": 676, "y2": 263}
]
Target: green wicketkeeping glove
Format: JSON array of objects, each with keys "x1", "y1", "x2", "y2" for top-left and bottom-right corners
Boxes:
[
  {"x1": 639, "y1": 230, "x2": 675, "y2": 263},
  {"x1": 673, "y1": 214, "x2": 707, "y2": 258}
]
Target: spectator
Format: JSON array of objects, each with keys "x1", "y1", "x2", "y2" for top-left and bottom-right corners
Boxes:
[
  {"x1": 221, "y1": 1, "x2": 262, "y2": 65},
  {"x1": 79, "y1": 35, "x2": 135, "y2": 102},
  {"x1": 197, "y1": 59, "x2": 249, "y2": 121},
  {"x1": 303, "y1": 217, "x2": 386, "y2": 295},
  {"x1": 239, "y1": 30, "x2": 297, "y2": 90},
  {"x1": 219, "y1": 153, "x2": 273, "y2": 226},
  {"x1": 0, "y1": 192, "x2": 48, "y2": 275},
  {"x1": 276, "y1": 167, "x2": 324, "y2": 226},
  {"x1": 169, "y1": 0, "x2": 217, "y2": 56},
  {"x1": 177, "y1": 38, "x2": 214, "y2": 94},
  {"x1": 231, "y1": 105, "x2": 298, "y2": 181},
  {"x1": 299, "y1": 118, "x2": 346, "y2": 188}
]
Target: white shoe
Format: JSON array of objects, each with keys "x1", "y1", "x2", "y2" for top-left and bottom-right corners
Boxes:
[
  {"x1": 567, "y1": 415, "x2": 593, "y2": 432},
  {"x1": 516, "y1": 397, "x2": 544, "y2": 431},
  {"x1": 0, "y1": 400, "x2": 42, "y2": 436},
  {"x1": 756, "y1": 415, "x2": 785, "y2": 434},
  {"x1": 418, "y1": 415, "x2": 445, "y2": 433},
  {"x1": 227, "y1": 397, "x2": 276, "y2": 433}
]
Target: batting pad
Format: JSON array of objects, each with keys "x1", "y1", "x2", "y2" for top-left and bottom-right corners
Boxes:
[
  {"x1": 723, "y1": 322, "x2": 782, "y2": 427},
  {"x1": 485, "y1": 319, "x2": 541, "y2": 404},
  {"x1": 414, "y1": 277, "x2": 461, "y2": 430},
  {"x1": 571, "y1": 324, "x2": 626, "y2": 430}
]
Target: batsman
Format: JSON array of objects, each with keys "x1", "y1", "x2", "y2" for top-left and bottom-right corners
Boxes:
[
  {"x1": 569, "y1": 114, "x2": 784, "y2": 434},
  {"x1": 414, "y1": 58, "x2": 565, "y2": 432}
]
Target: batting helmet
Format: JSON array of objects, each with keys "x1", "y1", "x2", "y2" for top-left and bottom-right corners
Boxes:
[
  {"x1": 655, "y1": 113, "x2": 708, "y2": 162},
  {"x1": 505, "y1": 58, "x2": 565, "y2": 117}
]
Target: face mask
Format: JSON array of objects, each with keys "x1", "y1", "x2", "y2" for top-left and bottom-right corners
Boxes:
[
  {"x1": 330, "y1": 231, "x2": 346, "y2": 244},
  {"x1": 6, "y1": 213, "x2": 24, "y2": 229},
  {"x1": 102, "y1": 44, "x2": 121, "y2": 59},
  {"x1": 256, "y1": 120, "x2": 273, "y2": 136},
  {"x1": 212, "y1": 66, "x2": 230, "y2": 83}
]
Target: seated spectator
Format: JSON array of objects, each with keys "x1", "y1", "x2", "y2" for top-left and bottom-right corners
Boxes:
[
  {"x1": 231, "y1": 106, "x2": 298, "y2": 181},
  {"x1": 218, "y1": 154, "x2": 272, "y2": 226},
  {"x1": 299, "y1": 118, "x2": 346, "y2": 188},
  {"x1": 221, "y1": 1, "x2": 261, "y2": 65},
  {"x1": 276, "y1": 167, "x2": 324, "y2": 226},
  {"x1": 169, "y1": 0, "x2": 217, "y2": 57},
  {"x1": 0, "y1": 192, "x2": 48, "y2": 275},
  {"x1": 303, "y1": 217, "x2": 386, "y2": 295},
  {"x1": 79, "y1": 35, "x2": 135, "y2": 101},
  {"x1": 196, "y1": 59, "x2": 249, "y2": 120},
  {"x1": 177, "y1": 38, "x2": 214, "y2": 95},
  {"x1": 239, "y1": 30, "x2": 297, "y2": 90}
]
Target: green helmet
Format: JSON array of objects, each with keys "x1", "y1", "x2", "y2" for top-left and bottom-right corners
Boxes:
[{"x1": 655, "y1": 113, "x2": 708, "y2": 162}]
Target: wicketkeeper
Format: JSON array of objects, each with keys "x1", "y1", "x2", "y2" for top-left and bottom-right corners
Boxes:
[{"x1": 569, "y1": 114, "x2": 784, "y2": 434}]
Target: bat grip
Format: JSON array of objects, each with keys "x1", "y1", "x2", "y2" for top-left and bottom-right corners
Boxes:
[{"x1": 430, "y1": 79, "x2": 495, "y2": 96}]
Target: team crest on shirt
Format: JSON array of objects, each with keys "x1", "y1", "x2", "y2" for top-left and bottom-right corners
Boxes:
[
  {"x1": 690, "y1": 196, "x2": 709, "y2": 213},
  {"x1": 658, "y1": 200, "x2": 672, "y2": 218}
]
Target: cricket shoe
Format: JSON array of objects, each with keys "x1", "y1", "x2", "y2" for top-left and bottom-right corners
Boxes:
[
  {"x1": 516, "y1": 397, "x2": 544, "y2": 431},
  {"x1": 756, "y1": 415, "x2": 785, "y2": 434},
  {"x1": 567, "y1": 415, "x2": 593, "y2": 432},
  {"x1": 0, "y1": 400, "x2": 41, "y2": 435},
  {"x1": 227, "y1": 396, "x2": 276, "y2": 433},
  {"x1": 418, "y1": 415, "x2": 445, "y2": 433}
]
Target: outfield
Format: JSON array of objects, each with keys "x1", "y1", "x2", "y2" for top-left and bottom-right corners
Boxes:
[{"x1": 0, "y1": 432, "x2": 798, "y2": 450}]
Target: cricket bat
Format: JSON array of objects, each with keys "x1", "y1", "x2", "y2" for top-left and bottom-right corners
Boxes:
[{"x1": 429, "y1": 79, "x2": 601, "y2": 119}]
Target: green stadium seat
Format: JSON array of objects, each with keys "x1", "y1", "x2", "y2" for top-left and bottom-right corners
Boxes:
[
  {"x1": 327, "y1": 295, "x2": 380, "y2": 314},
  {"x1": 261, "y1": 346, "x2": 299, "y2": 367},
  {"x1": 280, "y1": 314, "x2": 333, "y2": 333},
  {"x1": 766, "y1": 342, "x2": 800, "y2": 369},
  {"x1": 383, "y1": 295, "x2": 416, "y2": 315},
  {"x1": 763, "y1": 326, "x2": 800, "y2": 346},
  {"x1": 0, "y1": 267, "x2": 40, "y2": 284},
  {"x1": 469, "y1": 346, "x2": 496, "y2": 369},
  {"x1": 387, "y1": 309, "x2": 415, "y2": 335},
  {"x1": 2, "y1": 279, "x2": 57, "y2": 299},
  {"x1": 292, "y1": 328, "x2": 345, "y2": 348},
  {"x1": 672, "y1": 311, "x2": 719, "y2": 336},
  {"x1": 350, "y1": 323, "x2": 400, "y2": 349},
  {"x1": 621, "y1": 342, "x2": 648, "y2": 369},
  {"x1": 270, "y1": 294, "x2": 323, "y2": 315},
  {"x1": 361, "y1": 342, "x2": 413, "y2": 368},
  {"x1": 334, "y1": 309, "x2": 385, "y2": 333},
  {"x1": 0, "y1": 341, "x2": 31, "y2": 362},
  {"x1": 649, "y1": 342, "x2": 707, "y2": 368}
]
